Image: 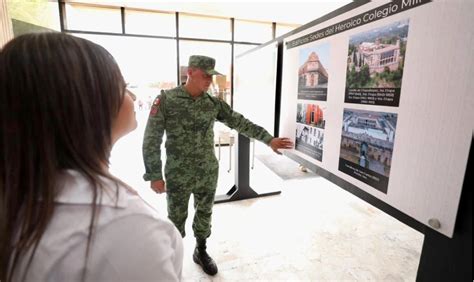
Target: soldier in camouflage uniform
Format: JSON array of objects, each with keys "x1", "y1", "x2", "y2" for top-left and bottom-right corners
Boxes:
[{"x1": 142, "y1": 55, "x2": 293, "y2": 276}]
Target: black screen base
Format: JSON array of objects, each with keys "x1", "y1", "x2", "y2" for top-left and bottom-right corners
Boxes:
[
  {"x1": 215, "y1": 134, "x2": 281, "y2": 204},
  {"x1": 215, "y1": 185, "x2": 281, "y2": 204}
]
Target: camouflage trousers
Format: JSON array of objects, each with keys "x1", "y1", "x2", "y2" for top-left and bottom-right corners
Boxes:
[{"x1": 165, "y1": 161, "x2": 219, "y2": 240}]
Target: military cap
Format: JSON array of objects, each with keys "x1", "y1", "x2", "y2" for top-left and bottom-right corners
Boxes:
[{"x1": 188, "y1": 55, "x2": 222, "y2": 76}]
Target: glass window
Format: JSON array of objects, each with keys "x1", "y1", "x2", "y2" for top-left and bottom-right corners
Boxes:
[
  {"x1": 234, "y1": 19, "x2": 272, "y2": 43},
  {"x1": 179, "y1": 14, "x2": 231, "y2": 41},
  {"x1": 65, "y1": 4, "x2": 121, "y2": 33},
  {"x1": 233, "y1": 42, "x2": 277, "y2": 136},
  {"x1": 125, "y1": 9, "x2": 175, "y2": 37},
  {"x1": 276, "y1": 23, "x2": 300, "y2": 38},
  {"x1": 7, "y1": 0, "x2": 60, "y2": 35},
  {"x1": 179, "y1": 40, "x2": 231, "y2": 104},
  {"x1": 71, "y1": 33, "x2": 177, "y2": 105},
  {"x1": 234, "y1": 44, "x2": 259, "y2": 58}
]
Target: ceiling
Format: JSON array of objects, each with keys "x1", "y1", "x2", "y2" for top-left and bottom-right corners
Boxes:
[{"x1": 66, "y1": 0, "x2": 353, "y2": 26}]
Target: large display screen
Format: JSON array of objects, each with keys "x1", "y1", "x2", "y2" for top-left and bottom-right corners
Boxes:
[{"x1": 278, "y1": 0, "x2": 473, "y2": 237}]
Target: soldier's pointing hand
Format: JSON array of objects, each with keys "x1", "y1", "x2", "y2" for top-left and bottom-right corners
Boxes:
[{"x1": 270, "y1": 138, "x2": 294, "y2": 155}]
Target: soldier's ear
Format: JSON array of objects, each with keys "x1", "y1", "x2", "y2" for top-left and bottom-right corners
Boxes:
[{"x1": 187, "y1": 67, "x2": 195, "y2": 76}]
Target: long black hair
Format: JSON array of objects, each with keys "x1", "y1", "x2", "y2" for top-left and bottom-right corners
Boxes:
[{"x1": 0, "y1": 32, "x2": 126, "y2": 281}]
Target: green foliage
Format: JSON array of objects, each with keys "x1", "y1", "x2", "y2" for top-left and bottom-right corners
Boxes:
[
  {"x1": 348, "y1": 45, "x2": 355, "y2": 55},
  {"x1": 347, "y1": 64, "x2": 371, "y2": 88},
  {"x1": 348, "y1": 61, "x2": 405, "y2": 88},
  {"x1": 360, "y1": 64, "x2": 370, "y2": 86},
  {"x1": 346, "y1": 65, "x2": 360, "y2": 88}
]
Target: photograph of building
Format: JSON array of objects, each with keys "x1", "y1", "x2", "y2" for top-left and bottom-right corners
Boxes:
[
  {"x1": 346, "y1": 19, "x2": 409, "y2": 89},
  {"x1": 297, "y1": 42, "x2": 330, "y2": 100},
  {"x1": 350, "y1": 38, "x2": 401, "y2": 74},
  {"x1": 299, "y1": 52, "x2": 328, "y2": 88},
  {"x1": 339, "y1": 109, "x2": 398, "y2": 177},
  {"x1": 296, "y1": 103, "x2": 325, "y2": 128}
]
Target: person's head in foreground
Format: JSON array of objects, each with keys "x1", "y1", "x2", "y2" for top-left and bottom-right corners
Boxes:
[{"x1": 0, "y1": 32, "x2": 182, "y2": 282}]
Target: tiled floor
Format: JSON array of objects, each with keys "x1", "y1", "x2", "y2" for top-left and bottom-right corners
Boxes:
[{"x1": 110, "y1": 110, "x2": 424, "y2": 281}]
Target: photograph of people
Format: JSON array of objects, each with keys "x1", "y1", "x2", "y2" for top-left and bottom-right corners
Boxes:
[{"x1": 295, "y1": 123, "x2": 324, "y2": 161}]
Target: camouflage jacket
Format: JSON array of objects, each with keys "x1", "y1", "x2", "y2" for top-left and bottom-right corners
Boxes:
[{"x1": 142, "y1": 86, "x2": 274, "y2": 181}]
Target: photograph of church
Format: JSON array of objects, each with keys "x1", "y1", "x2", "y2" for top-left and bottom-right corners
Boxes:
[{"x1": 297, "y1": 42, "x2": 330, "y2": 100}]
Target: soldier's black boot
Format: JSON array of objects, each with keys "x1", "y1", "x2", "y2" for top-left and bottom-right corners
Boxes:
[{"x1": 193, "y1": 239, "x2": 218, "y2": 275}]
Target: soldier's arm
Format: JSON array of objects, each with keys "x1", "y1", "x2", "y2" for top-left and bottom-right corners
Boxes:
[
  {"x1": 142, "y1": 93, "x2": 166, "y2": 181},
  {"x1": 216, "y1": 99, "x2": 273, "y2": 145}
]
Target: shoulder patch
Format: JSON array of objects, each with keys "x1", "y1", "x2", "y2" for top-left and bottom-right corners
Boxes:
[{"x1": 149, "y1": 96, "x2": 161, "y2": 116}]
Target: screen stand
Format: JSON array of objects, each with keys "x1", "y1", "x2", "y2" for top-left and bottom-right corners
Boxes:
[{"x1": 215, "y1": 134, "x2": 281, "y2": 204}]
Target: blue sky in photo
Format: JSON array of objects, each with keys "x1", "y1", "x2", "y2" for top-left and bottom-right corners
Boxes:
[
  {"x1": 349, "y1": 19, "x2": 410, "y2": 45},
  {"x1": 299, "y1": 42, "x2": 331, "y2": 70}
]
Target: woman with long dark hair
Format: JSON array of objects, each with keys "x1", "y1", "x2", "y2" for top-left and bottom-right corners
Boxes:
[{"x1": 0, "y1": 32, "x2": 183, "y2": 281}]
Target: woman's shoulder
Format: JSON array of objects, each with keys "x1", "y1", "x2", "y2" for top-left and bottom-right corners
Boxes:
[
  {"x1": 27, "y1": 173, "x2": 182, "y2": 281},
  {"x1": 89, "y1": 189, "x2": 183, "y2": 280},
  {"x1": 54, "y1": 170, "x2": 172, "y2": 232},
  {"x1": 116, "y1": 191, "x2": 169, "y2": 223},
  {"x1": 87, "y1": 211, "x2": 183, "y2": 281}
]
